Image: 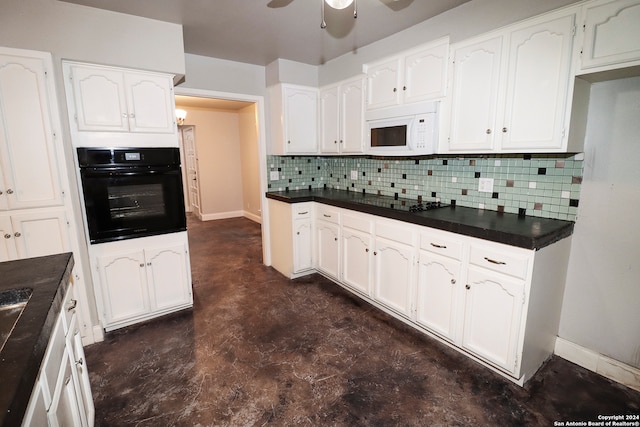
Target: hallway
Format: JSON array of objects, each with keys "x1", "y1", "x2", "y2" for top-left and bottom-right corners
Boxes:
[{"x1": 85, "y1": 216, "x2": 640, "y2": 426}]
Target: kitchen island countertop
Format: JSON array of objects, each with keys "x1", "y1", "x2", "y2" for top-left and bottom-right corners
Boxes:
[
  {"x1": 0, "y1": 253, "x2": 74, "y2": 427},
  {"x1": 266, "y1": 189, "x2": 574, "y2": 250}
]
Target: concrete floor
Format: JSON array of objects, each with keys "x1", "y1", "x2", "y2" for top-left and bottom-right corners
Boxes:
[{"x1": 85, "y1": 216, "x2": 640, "y2": 426}]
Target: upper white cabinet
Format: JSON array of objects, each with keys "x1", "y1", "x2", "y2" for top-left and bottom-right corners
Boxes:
[
  {"x1": 364, "y1": 37, "x2": 449, "y2": 110},
  {"x1": 579, "y1": 0, "x2": 640, "y2": 73},
  {"x1": 268, "y1": 84, "x2": 318, "y2": 155},
  {"x1": 66, "y1": 62, "x2": 176, "y2": 134},
  {"x1": 319, "y1": 75, "x2": 366, "y2": 154},
  {"x1": 0, "y1": 52, "x2": 63, "y2": 210},
  {"x1": 446, "y1": 9, "x2": 579, "y2": 153}
]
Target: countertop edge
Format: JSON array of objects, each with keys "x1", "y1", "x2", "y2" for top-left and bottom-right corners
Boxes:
[{"x1": 266, "y1": 190, "x2": 574, "y2": 250}]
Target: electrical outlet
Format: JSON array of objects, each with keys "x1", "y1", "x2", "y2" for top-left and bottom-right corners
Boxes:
[
  {"x1": 350, "y1": 170, "x2": 358, "y2": 180},
  {"x1": 478, "y1": 178, "x2": 494, "y2": 193},
  {"x1": 270, "y1": 171, "x2": 279, "y2": 181}
]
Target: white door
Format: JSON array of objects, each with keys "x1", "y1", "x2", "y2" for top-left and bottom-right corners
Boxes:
[
  {"x1": 448, "y1": 36, "x2": 503, "y2": 151},
  {"x1": 293, "y1": 219, "x2": 313, "y2": 273},
  {"x1": 145, "y1": 244, "x2": 192, "y2": 311},
  {"x1": 182, "y1": 126, "x2": 200, "y2": 214},
  {"x1": 0, "y1": 53, "x2": 62, "y2": 209},
  {"x1": 403, "y1": 40, "x2": 449, "y2": 103},
  {"x1": 283, "y1": 87, "x2": 317, "y2": 153},
  {"x1": 316, "y1": 220, "x2": 340, "y2": 279},
  {"x1": 373, "y1": 237, "x2": 415, "y2": 318},
  {"x1": 98, "y1": 251, "x2": 149, "y2": 325},
  {"x1": 501, "y1": 14, "x2": 575, "y2": 151},
  {"x1": 69, "y1": 65, "x2": 129, "y2": 132},
  {"x1": 462, "y1": 267, "x2": 524, "y2": 373},
  {"x1": 11, "y1": 210, "x2": 70, "y2": 259},
  {"x1": 340, "y1": 77, "x2": 365, "y2": 154},
  {"x1": 319, "y1": 85, "x2": 339, "y2": 153},
  {"x1": 416, "y1": 252, "x2": 461, "y2": 341},
  {"x1": 366, "y1": 57, "x2": 401, "y2": 110},
  {"x1": 48, "y1": 348, "x2": 83, "y2": 427},
  {"x1": 0, "y1": 215, "x2": 17, "y2": 261},
  {"x1": 125, "y1": 71, "x2": 175, "y2": 133},
  {"x1": 341, "y1": 227, "x2": 372, "y2": 295}
]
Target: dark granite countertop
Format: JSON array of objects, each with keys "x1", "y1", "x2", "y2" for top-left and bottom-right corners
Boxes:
[
  {"x1": 266, "y1": 189, "x2": 574, "y2": 250},
  {"x1": 0, "y1": 253, "x2": 74, "y2": 427}
]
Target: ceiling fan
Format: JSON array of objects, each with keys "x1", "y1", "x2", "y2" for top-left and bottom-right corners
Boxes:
[{"x1": 267, "y1": 0, "x2": 412, "y2": 29}]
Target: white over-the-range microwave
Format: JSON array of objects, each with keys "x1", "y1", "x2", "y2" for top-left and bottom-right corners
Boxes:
[{"x1": 366, "y1": 101, "x2": 439, "y2": 156}]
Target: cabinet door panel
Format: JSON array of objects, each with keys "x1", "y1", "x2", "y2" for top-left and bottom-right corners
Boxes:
[
  {"x1": 0, "y1": 215, "x2": 17, "y2": 261},
  {"x1": 0, "y1": 54, "x2": 62, "y2": 209},
  {"x1": 340, "y1": 78, "x2": 365, "y2": 154},
  {"x1": 48, "y1": 348, "x2": 83, "y2": 427},
  {"x1": 70, "y1": 65, "x2": 128, "y2": 131},
  {"x1": 11, "y1": 211, "x2": 70, "y2": 259},
  {"x1": 293, "y1": 219, "x2": 313, "y2": 273},
  {"x1": 404, "y1": 41, "x2": 448, "y2": 103},
  {"x1": 98, "y1": 252, "x2": 148, "y2": 323},
  {"x1": 320, "y1": 86, "x2": 339, "y2": 153},
  {"x1": 374, "y1": 238, "x2": 415, "y2": 318},
  {"x1": 125, "y1": 72, "x2": 175, "y2": 133},
  {"x1": 316, "y1": 221, "x2": 340, "y2": 279},
  {"x1": 366, "y1": 58, "x2": 401, "y2": 109},
  {"x1": 582, "y1": 0, "x2": 640, "y2": 69},
  {"x1": 502, "y1": 14, "x2": 575, "y2": 150},
  {"x1": 342, "y1": 228, "x2": 372, "y2": 295},
  {"x1": 462, "y1": 268, "x2": 524, "y2": 373},
  {"x1": 146, "y1": 244, "x2": 192, "y2": 311},
  {"x1": 283, "y1": 87, "x2": 317, "y2": 153},
  {"x1": 448, "y1": 36, "x2": 503, "y2": 151},
  {"x1": 416, "y1": 252, "x2": 461, "y2": 341}
]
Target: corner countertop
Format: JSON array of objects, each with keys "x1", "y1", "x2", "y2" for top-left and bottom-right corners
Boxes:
[
  {"x1": 0, "y1": 253, "x2": 74, "y2": 427},
  {"x1": 266, "y1": 189, "x2": 574, "y2": 250}
]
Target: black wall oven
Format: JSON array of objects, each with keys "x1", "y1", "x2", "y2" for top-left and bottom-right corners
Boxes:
[{"x1": 77, "y1": 147, "x2": 186, "y2": 244}]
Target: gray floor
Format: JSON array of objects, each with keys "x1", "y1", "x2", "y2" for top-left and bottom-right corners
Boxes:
[{"x1": 85, "y1": 216, "x2": 640, "y2": 426}]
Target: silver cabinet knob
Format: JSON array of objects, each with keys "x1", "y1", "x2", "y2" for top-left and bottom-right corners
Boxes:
[
  {"x1": 465, "y1": 284, "x2": 471, "y2": 290},
  {"x1": 502, "y1": 127, "x2": 508, "y2": 133},
  {"x1": 13, "y1": 232, "x2": 20, "y2": 237},
  {"x1": 6, "y1": 189, "x2": 13, "y2": 194},
  {"x1": 3, "y1": 234, "x2": 10, "y2": 239},
  {"x1": 139, "y1": 263, "x2": 145, "y2": 268},
  {"x1": 486, "y1": 129, "x2": 492, "y2": 134},
  {"x1": 451, "y1": 279, "x2": 456, "y2": 284}
]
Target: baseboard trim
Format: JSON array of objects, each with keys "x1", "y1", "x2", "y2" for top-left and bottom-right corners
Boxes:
[
  {"x1": 199, "y1": 211, "x2": 245, "y2": 221},
  {"x1": 244, "y1": 211, "x2": 262, "y2": 224},
  {"x1": 555, "y1": 337, "x2": 640, "y2": 392}
]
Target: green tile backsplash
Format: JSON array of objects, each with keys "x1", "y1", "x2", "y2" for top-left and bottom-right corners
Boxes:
[{"x1": 267, "y1": 154, "x2": 584, "y2": 221}]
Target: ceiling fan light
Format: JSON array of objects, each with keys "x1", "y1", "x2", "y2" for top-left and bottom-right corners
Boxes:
[{"x1": 325, "y1": 0, "x2": 354, "y2": 10}]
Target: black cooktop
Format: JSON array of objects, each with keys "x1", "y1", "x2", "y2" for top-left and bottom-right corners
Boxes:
[{"x1": 408, "y1": 201, "x2": 446, "y2": 213}]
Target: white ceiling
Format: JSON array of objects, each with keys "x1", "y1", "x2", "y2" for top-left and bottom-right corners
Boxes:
[{"x1": 58, "y1": 0, "x2": 471, "y2": 66}]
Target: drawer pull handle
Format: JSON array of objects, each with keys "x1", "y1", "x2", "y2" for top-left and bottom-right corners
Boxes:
[
  {"x1": 76, "y1": 358, "x2": 84, "y2": 366},
  {"x1": 430, "y1": 243, "x2": 447, "y2": 249},
  {"x1": 298, "y1": 211, "x2": 309, "y2": 215},
  {"x1": 323, "y1": 214, "x2": 331, "y2": 218},
  {"x1": 67, "y1": 299, "x2": 77, "y2": 312},
  {"x1": 484, "y1": 257, "x2": 506, "y2": 265}
]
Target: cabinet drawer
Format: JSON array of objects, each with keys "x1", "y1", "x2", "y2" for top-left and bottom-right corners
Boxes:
[
  {"x1": 315, "y1": 205, "x2": 340, "y2": 224},
  {"x1": 42, "y1": 315, "x2": 65, "y2": 403},
  {"x1": 420, "y1": 230, "x2": 463, "y2": 260},
  {"x1": 342, "y1": 212, "x2": 372, "y2": 233},
  {"x1": 375, "y1": 219, "x2": 414, "y2": 245},
  {"x1": 469, "y1": 244, "x2": 531, "y2": 279},
  {"x1": 292, "y1": 203, "x2": 312, "y2": 219}
]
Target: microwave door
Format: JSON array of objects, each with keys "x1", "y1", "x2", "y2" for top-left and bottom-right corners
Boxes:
[{"x1": 371, "y1": 125, "x2": 408, "y2": 148}]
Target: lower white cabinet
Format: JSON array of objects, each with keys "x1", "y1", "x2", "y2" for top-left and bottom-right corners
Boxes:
[
  {"x1": 268, "y1": 200, "x2": 314, "y2": 278},
  {"x1": 267, "y1": 199, "x2": 572, "y2": 385},
  {"x1": 90, "y1": 232, "x2": 193, "y2": 332},
  {"x1": 0, "y1": 210, "x2": 70, "y2": 262},
  {"x1": 22, "y1": 279, "x2": 94, "y2": 427}
]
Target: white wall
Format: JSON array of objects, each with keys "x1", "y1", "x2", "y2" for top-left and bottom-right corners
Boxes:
[
  {"x1": 238, "y1": 104, "x2": 262, "y2": 222},
  {"x1": 319, "y1": 0, "x2": 581, "y2": 84},
  {"x1": 559, "y1": 77, "x2": 640, "y2": 369},
  {"x1": 180, "y1": 54, "x2": 266, "y2": 97}
]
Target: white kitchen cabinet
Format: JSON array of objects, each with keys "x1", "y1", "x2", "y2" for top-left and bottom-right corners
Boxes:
[
  {"x1": 23, "y1": 278, "x2": 94, "y2": 427},
  {"x1": 268, "y1": 199, "x2": 314, "y2": 278},
  {"x1": 268, "y1": 84, "x2": 318, "y2": 155},
  {"x1": 461, "y1": 267, "x2": 525, "y2": 374},
  {"x1": 0, "y1": 52, "x2": 63, "y2": 210},
  {"x1": 67, "y1": 63, "x2": 176, "y2": 134},
  {"x1": 446, "y1": 8, "x2": 578, "y2": 152},
  {"x1": 365, "y1": 37, "x2": 449, "y2": 110},
  {"x1": 319, "y1": 75, "x2": 366, "y2": 154},
  {"x1": 416, "y1": 252, "x2": 462, "y2": 343},
  {"x1": 341, "y1": 213, "x2": 373, "y2": 296},
  {"x1": 0, "y1": 210, "x2": 70, "y2": 262},
  {"x1": 315, "y1": 205, "x2": 341, "y2": 279},
  {"x1": 96, "y1": 240, "x2": 193, "y2": 331},
  {"x1": 580, "y1": 0, "x2": 640, "y2": 73},
  {"x1": 372, "y1": 220, "x2": 416, "y2": 319}
]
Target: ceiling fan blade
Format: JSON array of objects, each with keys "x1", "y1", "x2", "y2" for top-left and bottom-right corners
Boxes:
[
  {"x1": 378, "y1": 0, "x2": 414, "y2": 12},
  {"x1": 267, "y1": 0, "x2": 296, "y2": 8}
]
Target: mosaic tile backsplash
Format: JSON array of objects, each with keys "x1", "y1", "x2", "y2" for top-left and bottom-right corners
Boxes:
[{"x1": 267, "y1": 154, "x2": 584, "y2": 221}]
